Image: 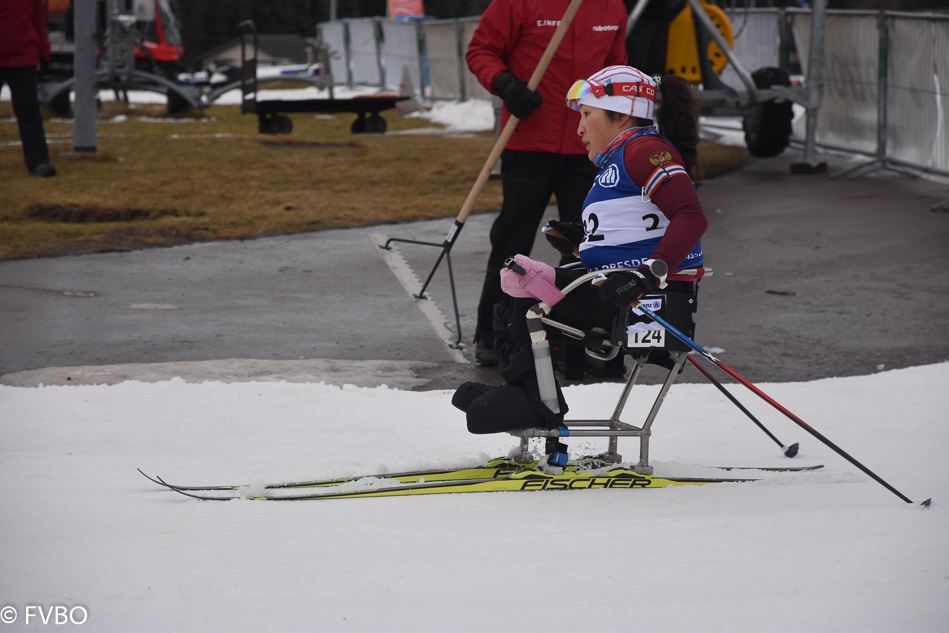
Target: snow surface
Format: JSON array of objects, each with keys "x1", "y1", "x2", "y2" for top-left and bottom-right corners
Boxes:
[{"x1": 2, "y1": 363, "x2": 948, "y2": 632}]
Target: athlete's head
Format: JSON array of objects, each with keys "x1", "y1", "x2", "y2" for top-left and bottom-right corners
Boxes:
[
  {"x1": 567, "y1": 67, "x2": 657, "y2": 162},
  {"x1": 567, "y1": 65, "x2": 702, "y2": 181},
  {"x1": 565, "y1": 65, "x2": 658, "y2": 120}
]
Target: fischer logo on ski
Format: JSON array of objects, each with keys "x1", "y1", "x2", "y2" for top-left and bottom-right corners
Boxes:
[{"x1": 515, "y1": 472, "x2": 652, "y2": 490}]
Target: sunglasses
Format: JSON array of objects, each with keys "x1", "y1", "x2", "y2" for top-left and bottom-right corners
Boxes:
[{"x1": 565, "y1": 79, "x2": 656, "y2": 111}]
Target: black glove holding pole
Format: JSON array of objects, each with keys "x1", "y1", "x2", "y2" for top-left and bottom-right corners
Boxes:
[
  {"x1": 597, "y1": 269, "x2": 656, "y2": 307},
  {"x1": 542, "y1": 220, "x2": 584, "y2": 258},
  {"x1": 493, "y1": 70, "x2": 543, "y2": 120}
]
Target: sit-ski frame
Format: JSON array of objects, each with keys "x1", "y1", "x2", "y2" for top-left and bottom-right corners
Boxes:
[
  {"x1": 507, "y1": 268, "x2": 695, "y2": 474},
  {"x1": 509, "y1": 351, "x2": 687, "y2": 475}
]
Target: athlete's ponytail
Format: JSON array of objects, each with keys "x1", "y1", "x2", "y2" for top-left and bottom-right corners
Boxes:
[{"x1": 655, "y1": 75, "x2": 702, "y2": 183}]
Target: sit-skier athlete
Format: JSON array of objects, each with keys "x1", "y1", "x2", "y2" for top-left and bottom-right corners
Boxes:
[{"x1": 452, "y1": 66, "x2": 709, "y2": 468}]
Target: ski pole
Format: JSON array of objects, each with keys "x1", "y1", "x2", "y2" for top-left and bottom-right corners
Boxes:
[
  {"x1": 686, "y1": 355, "x2": 799, "y2": 458},
  {"x1": 637, "y1": 305, "x2": 930, "y2": 506}
]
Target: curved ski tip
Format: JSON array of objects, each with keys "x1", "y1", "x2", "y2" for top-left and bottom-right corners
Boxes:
[
  {"x1": 783, "y1": 443, "x2": 799, "y2": 458},
  {"x1": 920, "y1": 498, "x2": 932, "y2": 508},
  {"x1": 137, "y1": 468, "x2": 162, "y2": 486}
]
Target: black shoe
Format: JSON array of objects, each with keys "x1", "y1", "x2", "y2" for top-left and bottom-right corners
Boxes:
[
  {"x1": 30, "y1": 163, "x2": 57, "y2": 177},
  {"x1": 474, "y1": 340, "x2": 496, "y2": 367}
]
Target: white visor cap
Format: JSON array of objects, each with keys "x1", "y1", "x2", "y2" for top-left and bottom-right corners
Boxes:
[{"x1": 576, "y1": 65, "x2": 657, "y2": 120}]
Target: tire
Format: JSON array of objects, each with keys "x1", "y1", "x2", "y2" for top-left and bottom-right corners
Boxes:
[
  {"x1": 50, "y1": 90, "x2": 71, "y2": 117},
  {"x1": 364, "y1": 113, "x2": 387, "y2": 134},
  {"x1": 271, "y1": 115, "x2": 293, "y2": 134},
  {"x1": 258, "y1": 114, "x2": 273, "y2": 134},
  {"x1": 167, "y1": 90, "x2": 191, "y2": 115},
  {"x1": 351, "y1": 114, "x2": 368, "y2": 134},
  {"x1": 742, "y1": 67, "x2": 794, "y2": 158}
]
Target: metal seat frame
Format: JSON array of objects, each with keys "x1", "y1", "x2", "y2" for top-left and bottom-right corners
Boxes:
[{"x1": 508, "y1": 268, "x2": 697, "y2": 475}]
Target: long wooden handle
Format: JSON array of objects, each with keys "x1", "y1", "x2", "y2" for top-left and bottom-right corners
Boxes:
[{"x1": 454, "y1": 0, "x2": 585, "y2": 225}]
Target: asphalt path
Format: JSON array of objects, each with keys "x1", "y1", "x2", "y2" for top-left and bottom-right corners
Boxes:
[{"x1": 2, "y1": 152, "x2": 948, "y2": 391}]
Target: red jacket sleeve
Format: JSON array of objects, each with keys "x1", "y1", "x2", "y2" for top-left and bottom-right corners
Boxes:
[
  {"x1": 624, "y1": 137, "x2": 708, "y2": 271},
  {"x1": 465, "y1": 0, "x2": 519, "y2": 94}
]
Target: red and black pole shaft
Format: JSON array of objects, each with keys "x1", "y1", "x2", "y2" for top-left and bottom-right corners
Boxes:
[
  {"x1": 709, "y1": 356, "x2": 925, "y2": 505},
  {"x1": 687, "y1": 355, "x2": 799, "y2": 458},
  {"x1": 637, "y1": 304, "x2": 930, "y2": 506}
]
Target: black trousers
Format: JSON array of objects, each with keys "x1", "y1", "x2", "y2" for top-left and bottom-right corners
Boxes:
[
  {"x1": 475, "y1": 149, "x2": 598, "y2": 347},
  {"x1": 0, "y1": 65, "x2": 51, "y2": 172}
]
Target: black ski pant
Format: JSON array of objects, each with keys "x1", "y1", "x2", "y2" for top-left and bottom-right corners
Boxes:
[
  {"x1": 0, "y1": 65, "x2": 51, "y2": 172},
  {"x1": 456, "y1": 268, "x2": 611, "y2": 435},
  {"x1": 475, "y1": 150, "x2": 598, "y2": 347},
  {"x1": 455, "y1": 269, "x2": 699, "y2": 434}
]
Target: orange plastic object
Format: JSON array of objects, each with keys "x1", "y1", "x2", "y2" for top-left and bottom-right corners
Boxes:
[
  {"x1": 665, "y1": 1, "x2": 734, "y2": 84},
  {"x1": 46, "y1": 0, "x2": 71, "y2": 17}
]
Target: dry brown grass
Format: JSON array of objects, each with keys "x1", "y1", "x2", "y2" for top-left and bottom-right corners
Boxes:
[{"x1": 0, "y1": 101, "x2": 746, "y2": 261}]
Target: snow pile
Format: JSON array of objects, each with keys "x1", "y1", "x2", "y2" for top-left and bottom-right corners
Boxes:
[
  {"x1": 1, "y1": 364, "x2": 947, "y2": 632},
  {"x1": 409, "y1": 98, "x2": 495, "y2": 133}
]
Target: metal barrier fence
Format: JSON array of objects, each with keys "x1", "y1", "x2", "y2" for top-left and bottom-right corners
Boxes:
[
  {"x1": 724, "y1": 8, "x2": 948, "y2": 179},
  {"x1": 316, "y1": 16, "x2": 487, "y2": 99},
  {"x1": 317, "y1": 10, "x2": 948, "y2": 180},
  {"x1": 886, "y1": 13, "x2": 949, "y2": 178},
  {"x1": 717, "y1": 9, "x2": 781, "y2": 92}
]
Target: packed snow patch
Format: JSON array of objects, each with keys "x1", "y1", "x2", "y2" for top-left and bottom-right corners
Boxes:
[
  {"x1": 408, "y1": 98, "x2": 495, "y2": 133},
  {"x1": 1, "y1": 363, "x2": 947, "y2": 632}
]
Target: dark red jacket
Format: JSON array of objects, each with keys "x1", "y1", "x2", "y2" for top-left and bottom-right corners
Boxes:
[
  {"x1": 0, "y1": 0, "x2": 51, "y2": 68},
  {"x1": 466, "y1": 0, "x2": 628, "y2": 155}
]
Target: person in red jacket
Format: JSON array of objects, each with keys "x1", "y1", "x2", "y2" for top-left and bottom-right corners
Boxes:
[
  {"x1": 0, "y1": 0, "x2": 57, "y2": 177},
  {"x1": 465, "y1": 0, "x2": 627, "y2": 366}
]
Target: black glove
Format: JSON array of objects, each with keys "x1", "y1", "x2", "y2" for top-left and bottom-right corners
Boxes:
[
  {"x1": 598, "y1": 269, "x2": 656, "y2": 307},
  {"x1": 38, "y1": 58, "x2": 50, "y2": 79},
  {"x1": 493, "y1": 70, "x2": 543, "y2": 120},
  {"x1": 543, "y1": 220, "x2": 585, "y2": 257}
]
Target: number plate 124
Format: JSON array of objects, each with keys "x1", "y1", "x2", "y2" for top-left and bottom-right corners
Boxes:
[{"x1": 627, "y1": 328, "x2": 665, "y2": 348}]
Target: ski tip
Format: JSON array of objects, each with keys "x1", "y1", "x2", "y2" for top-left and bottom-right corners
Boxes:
[
  {"x1": 920, "y1": 498, "x2": 932, "y2": 508},
  {"x1": 137, "y1": 468, "x2": 161, "y2": 485},
  {"x1": 783, "y1": 443, "x2": 799, "y2": 458}
]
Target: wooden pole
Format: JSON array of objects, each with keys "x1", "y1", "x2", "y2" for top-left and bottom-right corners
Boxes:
[{"x1": 454, "y1": 0, "x2": 585, "y2": 225}]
